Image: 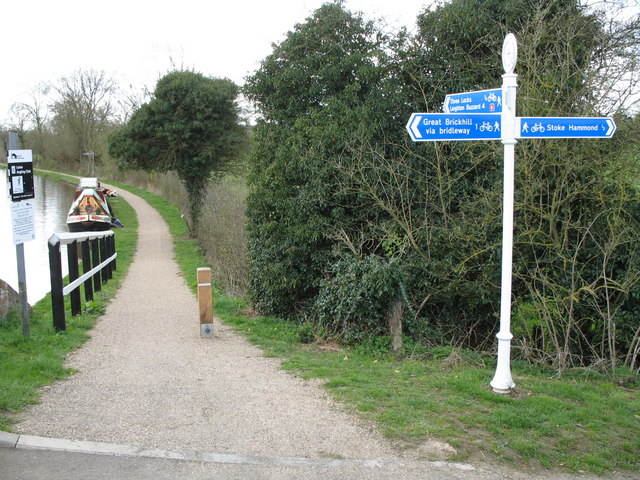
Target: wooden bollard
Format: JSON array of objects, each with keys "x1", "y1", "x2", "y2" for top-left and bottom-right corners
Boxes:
[{"x1": 197, "y1": 268, "x2": 213, "y2": 338}]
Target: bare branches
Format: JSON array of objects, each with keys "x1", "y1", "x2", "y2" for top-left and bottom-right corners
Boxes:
[{"x1": 51, "y1": 69, "x2": 118, "y2": 153}]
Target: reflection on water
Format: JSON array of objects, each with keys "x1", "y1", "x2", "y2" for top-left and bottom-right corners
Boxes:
[{"x1": 1, "y1": 174, "x2": 77, "y2": 305}]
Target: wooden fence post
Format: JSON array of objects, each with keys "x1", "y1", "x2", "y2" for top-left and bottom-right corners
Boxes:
[
  {"x1": 48, "y1": 239, "x2": 66, "y2": 332},
  {"x1": 109, "y1": 235, "x2": 117, "y2": 272},
  {"x1": 100, "y1": 237, "x2": 109, "y2": 282},
  {"x1": 197, "y1": 267, "x2": 213, "y2": 338}
]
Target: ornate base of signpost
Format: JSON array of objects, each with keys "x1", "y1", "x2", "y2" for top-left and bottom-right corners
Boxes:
[{"x1": 490, "y1": 331, "x2": 515, "y2": 393}]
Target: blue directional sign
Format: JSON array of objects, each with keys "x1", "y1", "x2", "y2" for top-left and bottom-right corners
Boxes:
[
  {"x1": 518, "y1": 117, "x2": 616, "y2": 139},
  {"x1": 444, "y1": 88, "x2": 503, "y2": 114},
  {"x1": 406, "y1": 113, "x2": 502, "y2": 142}
]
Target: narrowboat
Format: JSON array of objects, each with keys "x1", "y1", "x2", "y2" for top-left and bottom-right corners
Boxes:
[{"x1": 66, "y1": 178, "x2": 115, "y2": 232}]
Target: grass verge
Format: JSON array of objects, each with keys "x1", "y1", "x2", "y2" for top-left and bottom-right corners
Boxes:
[
  {"x1": 128, "y1": 184, "x2": 639, "y2": 475},
  {"x1": 0, "y1": 184, "x2": 138, "y2": 431}
]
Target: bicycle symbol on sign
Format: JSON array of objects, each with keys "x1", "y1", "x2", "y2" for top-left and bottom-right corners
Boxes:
[
  {"x1": 479, "y1": 121, "x2": 501, "y2": 133},
  {"x1": 485, "y1": 92, "x2": 498, "y2": 102}
]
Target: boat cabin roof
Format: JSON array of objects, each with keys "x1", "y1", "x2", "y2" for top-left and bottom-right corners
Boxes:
[{"x1": 78, "y1": 177, "x2": 100, "y2": 189}]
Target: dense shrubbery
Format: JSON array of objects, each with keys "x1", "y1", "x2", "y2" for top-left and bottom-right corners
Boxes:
[
  {"x1": 245, "y1": 4, "x2": 390, "y2": 317},
  {"x1": 244, "y1": 0, "x2": 640, "y2": 373},
  {"x1": 313, "y1": 255, "x2": 404, "y2": 342}
]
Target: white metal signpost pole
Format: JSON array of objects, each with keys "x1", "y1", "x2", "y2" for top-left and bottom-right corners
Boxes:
[{"x1": 490, "y1": 33, "x2": 518, "y2": 393}]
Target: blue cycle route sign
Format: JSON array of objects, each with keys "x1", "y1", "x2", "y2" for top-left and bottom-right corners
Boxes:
[
  {"x1": 406, "y1": 113, "x2": 502, "y2": 142},
  {"x1": 444, "y1": 88, "x2": 503, "y2": 114},
  {"x1": 518, "y1": 117, "x2": 616, "y2": 139}
]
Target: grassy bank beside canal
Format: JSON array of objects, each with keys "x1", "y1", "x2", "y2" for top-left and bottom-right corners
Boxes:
[
  {"x1": 0, "y1": 183, "x2": 137, "y2": 431},
  {"x1": 124, "y1": 183, "x2": 638, "y2": 475}
]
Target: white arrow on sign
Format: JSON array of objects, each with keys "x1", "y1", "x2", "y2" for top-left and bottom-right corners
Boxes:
[{"x1": 410, "y1": 115, "x2": 422, "y2": 139}]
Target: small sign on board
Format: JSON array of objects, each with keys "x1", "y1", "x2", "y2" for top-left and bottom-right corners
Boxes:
[
  {"x1": 7, "y1": 150, "x2": 35, "y2": 202},
  {"x1": 6, "y1": 150, "x2": 36, "y2": 244}
]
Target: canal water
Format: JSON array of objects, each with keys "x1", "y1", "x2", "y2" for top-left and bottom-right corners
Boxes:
[{"x1": 1, "y1": 174, "x2": 77, "y2": 305}]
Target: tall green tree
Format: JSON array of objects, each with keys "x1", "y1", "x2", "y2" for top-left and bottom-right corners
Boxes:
[
  {"x1": 109, "y1": 71, "x2": 244, "y2": 224},
  {"x1": 244, "y1": 2, "x2": 391, "y2": 317}
]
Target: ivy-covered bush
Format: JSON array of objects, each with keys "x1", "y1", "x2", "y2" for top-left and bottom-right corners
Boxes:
[
  {"x1": 313, "y1": 256, "x2": 403, "y2": 342},
  {"x1": 244, "y1": 3, "x2": 388, "y2": 318}
]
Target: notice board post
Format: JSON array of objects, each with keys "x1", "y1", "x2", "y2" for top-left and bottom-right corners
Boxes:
[{"x1": 7, "y1": 135, "x2": 35, "y2": 337}]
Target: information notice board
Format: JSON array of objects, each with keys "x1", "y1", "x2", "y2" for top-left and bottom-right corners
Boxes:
[{"x1": 7, "y1": 150, "x2": 35, "y2": 244}]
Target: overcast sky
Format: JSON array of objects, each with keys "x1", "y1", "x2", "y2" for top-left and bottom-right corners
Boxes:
[{"x1": 1, "y1": 0, "x2": 430, "y2": 123}]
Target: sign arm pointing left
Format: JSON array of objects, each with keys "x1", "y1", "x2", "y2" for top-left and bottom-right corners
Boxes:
[{"x1": 410, "y1": 115, "x2": 422, "y2": 139}]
